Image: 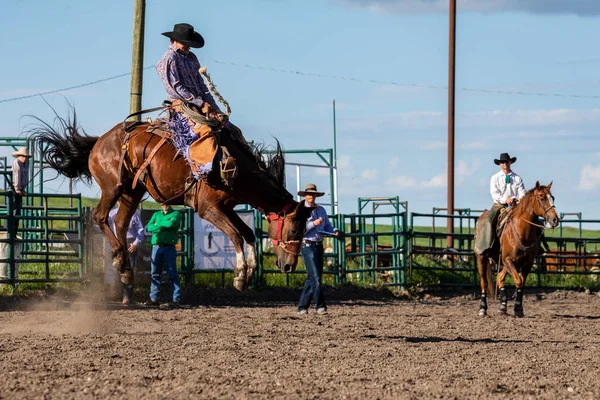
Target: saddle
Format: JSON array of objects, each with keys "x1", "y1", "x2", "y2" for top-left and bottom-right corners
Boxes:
[
  {"x1": 120, "y1": 103, "x2": 240, "y2": 209},
  {"x1": 496, "y1": 207, "x2": 512, "y2": 238}
]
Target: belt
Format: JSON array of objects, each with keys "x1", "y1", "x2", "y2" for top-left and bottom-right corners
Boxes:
[
  {"x1": 156, "y1": 244, "x2": 175, "y2": 248},
  {"x1": 303, "y1": 240, "x2": 323, "y2": 246}
]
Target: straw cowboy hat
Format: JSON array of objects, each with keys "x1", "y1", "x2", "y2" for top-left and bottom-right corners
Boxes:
[
  {"x1": 298, "y1": 183, "x2": 325, "y2": 197},
  {"x1": 12, "y1": 147, "x2": 31, "y2": 158},
  {"x1": 494, "y1": 153, "x2": 516, "y2": 165},
  {"x1": 162, "y1": 23, "x2": 205, "y2": 48}
]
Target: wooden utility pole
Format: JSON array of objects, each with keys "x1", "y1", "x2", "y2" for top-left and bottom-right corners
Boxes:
[
  {"x1": 129, "y1": 0, "x2": 146, "y2": 121},
  {"x1": 447, "y1": 0, "x2": 456, "y2": 248}
]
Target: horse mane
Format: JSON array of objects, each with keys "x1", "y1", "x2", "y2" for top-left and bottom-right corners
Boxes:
[
  {"x1": 220, "y1": 130, "x2": 292, "y2": 202},
  {"x1": 512, "y1": 186, "x2": 543, "y2": 218},
  {"x1": 249, "y1": 140, "x2": 286, "y2": 186}
]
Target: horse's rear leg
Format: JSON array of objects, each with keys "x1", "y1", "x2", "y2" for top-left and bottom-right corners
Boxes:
[
  {"x1": 202, "y1": 205, "x2": 247, "y2": 291},
  {"x1": 92, "y1": 187, "x2": 122, "y2": 267},
  {"x1": 113, "y1": 187, "x2": 146, "y2": 286},
  {"x1": 223, "y1": 208, "x2": 257, "y2": 287},
  {"x1": 476, "y1": 254, "x2": 489, "y2": 317}
]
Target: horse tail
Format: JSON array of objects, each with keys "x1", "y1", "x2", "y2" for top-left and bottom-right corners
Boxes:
[
  {"x1": 487, "y1": 258, "x2": 496, "y2": 301},
  {"x1": 27, "y1": 106, "x2": 98, "y2": 183}
]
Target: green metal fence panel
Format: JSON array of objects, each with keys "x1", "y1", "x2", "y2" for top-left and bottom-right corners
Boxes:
[{"x1": 0, "y1": 191, "x2": 85, "y2": 288}]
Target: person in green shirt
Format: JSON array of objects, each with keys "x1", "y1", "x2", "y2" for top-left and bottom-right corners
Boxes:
[{"x1": 144, "y1": 204, "x2": 182, "y2": 307}]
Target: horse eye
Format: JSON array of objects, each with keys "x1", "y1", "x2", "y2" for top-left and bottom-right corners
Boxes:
[{"x1": 291, "y1": 229, "x2": 298, "y2": 235}]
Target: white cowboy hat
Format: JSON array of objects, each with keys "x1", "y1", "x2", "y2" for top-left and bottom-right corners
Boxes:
[{"x1": 12, "y1": 147, "x2": 31, "y2": 158}]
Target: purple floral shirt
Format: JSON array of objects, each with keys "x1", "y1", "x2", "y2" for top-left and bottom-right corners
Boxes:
[{"x1": 156, "y1": 44, "x2": 221, "y2": 112}]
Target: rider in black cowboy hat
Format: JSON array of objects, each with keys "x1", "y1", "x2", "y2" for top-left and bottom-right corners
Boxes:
[
  {"x1": 475, "y1": 153, "x2": 527, "y2": 255},
  {"x1": 156, "y1": 23, "x2": 240, "y2": 186}
]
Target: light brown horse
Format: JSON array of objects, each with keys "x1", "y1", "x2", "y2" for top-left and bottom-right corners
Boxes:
[
  {"x1": 30, "y1": 108, "x2": 314, "y2": 291},
  {"x1": 476, "y1": 182, "x2": 559, "y2": 317}
]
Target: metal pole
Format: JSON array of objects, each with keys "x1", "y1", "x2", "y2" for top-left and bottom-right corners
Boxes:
[
  {"x1": 129, "y1": 0, "x2": 146, "y2": 121},
  {"x1": 296, "y1": 165, "x2": 301, "y2": 202},
  {"x1": 332, "y1": 99, "x2": 338, "y2": 215},
  {"x1": 447, "y1": 0, "x2": 456, "y2": 248},
  {"x1": 333, "y1": 99, "x2": 337, "y2": 167}
]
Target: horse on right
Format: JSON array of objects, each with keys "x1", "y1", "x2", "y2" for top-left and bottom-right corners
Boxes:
[{"x1": 475, "y1": 181, "x2": 560, "y2": 317}]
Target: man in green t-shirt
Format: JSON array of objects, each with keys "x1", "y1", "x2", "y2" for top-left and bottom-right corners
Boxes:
[{"x1": 144, "y1": 204, "x2": 182, "y2": 307}]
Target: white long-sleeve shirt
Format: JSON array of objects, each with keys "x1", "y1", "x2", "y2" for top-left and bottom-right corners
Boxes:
[{"x1": 490, "y1": 170, "x2": 526, "y2": 204}]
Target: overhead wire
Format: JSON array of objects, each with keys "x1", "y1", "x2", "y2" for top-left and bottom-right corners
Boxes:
[{"x1": 0, "y1": 61, "x2": 598, "y2": 104}]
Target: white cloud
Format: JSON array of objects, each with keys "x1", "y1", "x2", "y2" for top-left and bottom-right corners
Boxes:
[
  {"x1": 386, "y1": 175, "x2": 418, "y2": 189},
  {"x1": 388, "y1": 156, "x2": 400, "y2": 169},
  {"x1": 339, "y1": 109, "x2": 600, "y2": 135},
  {"x1": 338, "y1": 155, "x2": 351, "y2": 169},
  {"x1": 579, "y1": 165, "x2": 600, "y2": 190},
  {"x1": 460, "y1": 141, "x2": 491, "y2": 151},
  {"x1": 361, "y1": 168, "x2": 378, "y2": 180},
  {"x1": 422, "y1": 173, "x2": 446, "y2": 188},
  {"x1": 335, "y1": 0, "x2": 600, "y2": 16},
  {"x1": 456, "y1": 158, "x2": 481, "y2": 185},
  {"x1": 386, "y1": 173, "x2": 447, "y2": 189}
]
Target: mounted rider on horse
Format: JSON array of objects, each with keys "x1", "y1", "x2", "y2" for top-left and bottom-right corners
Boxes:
[
  {"x1": 155, "y1": 23, "x2": 240, "y2": 188},
  {"x1": 475, "y1": 153, "x2": 526, "y2": 255}
]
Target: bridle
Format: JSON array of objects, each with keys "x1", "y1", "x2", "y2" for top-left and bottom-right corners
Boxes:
[
  {"x1": 265, "y1": 202, "x2": 301, "y2": 256},
  {"x1": 520, "y1": 193, "x2": 556, "y2": 230}
]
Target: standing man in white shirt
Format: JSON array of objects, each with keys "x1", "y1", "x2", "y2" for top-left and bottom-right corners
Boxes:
[{"x1": 475, "y1": 153, "x2": 526, "y2": 255}]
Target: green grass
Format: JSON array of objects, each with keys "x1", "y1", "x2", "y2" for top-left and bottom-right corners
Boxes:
[{"x1": 4, "y1": 204, "x2": 600, "y2": 294}]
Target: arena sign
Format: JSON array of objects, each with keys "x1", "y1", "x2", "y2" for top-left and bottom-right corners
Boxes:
[{"x1": 193, "y1": 210, "x2": 254, "y2": 270}]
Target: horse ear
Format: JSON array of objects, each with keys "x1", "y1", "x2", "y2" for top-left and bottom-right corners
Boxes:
[
  {"x1": 535, "y1": 181, "x2": 540, "y2": 190},
  {"x1": 547, "y1": 181, "x2": 553, "y2": 190}
]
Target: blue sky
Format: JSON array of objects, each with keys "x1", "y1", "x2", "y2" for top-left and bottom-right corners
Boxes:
[{"x1": 1, "y1": 0, "x2": 599, "y2": 219}]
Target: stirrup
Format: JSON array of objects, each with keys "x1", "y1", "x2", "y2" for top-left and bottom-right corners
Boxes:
[{"x1": 220, "y1": 147, "x2": 238, "y2": 186}]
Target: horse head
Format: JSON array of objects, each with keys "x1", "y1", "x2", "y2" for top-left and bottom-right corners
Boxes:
[
  {"x1": 532, "y1": 181, "x2": 559, "y2": 228},
  {"x1": 267, "y1": 200, "x2": 316, "y2": 273}
]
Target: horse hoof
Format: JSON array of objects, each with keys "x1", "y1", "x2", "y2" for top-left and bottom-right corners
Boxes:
[
  {"x1": 120, "y1": 271, "x2": 132, "y2": 285},
  {"x1": 514, "y1": 310, "x2": 524, "y2": 318},
  {"x1": 478, "y1": 309, "x2": 487, "y2": 317},
  {"x1": 233, "y1": 277, "x2": 247, "y2": 292}
]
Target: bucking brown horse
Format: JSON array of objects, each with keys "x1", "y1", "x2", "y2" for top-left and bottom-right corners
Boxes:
[
  {"x1": 30, "y1": 108, "x2": 314, "y2": 291},
  {"x1": 475, "y1": 181, "x2": 559, "y2": 317}
]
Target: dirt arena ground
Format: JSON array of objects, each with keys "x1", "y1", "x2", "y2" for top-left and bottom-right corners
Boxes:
[{"x1": 1, "y1": 287, "x2": 600, "y2": 399}]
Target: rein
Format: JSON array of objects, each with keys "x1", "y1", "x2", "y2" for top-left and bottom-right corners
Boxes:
[
  {"x1": 511, "y1": 194, "x2": 555, "y2": 253},
  {"x1": 265, "y1": 201, "x2": 300, "y2": 255}
]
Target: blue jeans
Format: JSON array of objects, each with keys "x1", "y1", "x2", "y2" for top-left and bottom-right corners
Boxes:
[
  {"x1": 150, "y1": 245, "x2": 180, "y2": 302},
  {"x1": 298, "y1": 242, "x2": 326, "y2": 311}
]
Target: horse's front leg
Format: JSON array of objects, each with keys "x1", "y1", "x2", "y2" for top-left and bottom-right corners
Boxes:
[
  {"x1": 223, "y1": 208, "x2": 258, "y2": 286},
  {"x1": 497, "y1": 262, "x2": 509, "y2": 314},
  {"x1": 504, "y1": 257, "x2": 525, "y2": 317},
  {"x1": 202, "y1": 206, "x2": 248, "y2": 291}
]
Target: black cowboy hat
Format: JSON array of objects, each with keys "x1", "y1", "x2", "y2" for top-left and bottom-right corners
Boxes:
[
  {"x1": 494, "y1": 153, "x2": 517, "y2": 165},
  {"x1": 162, "y1": 23, "x2": 205, "y2": 48},
  {"x1": 298, "y1": 183, "x2": 325, "y2": 197}
]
